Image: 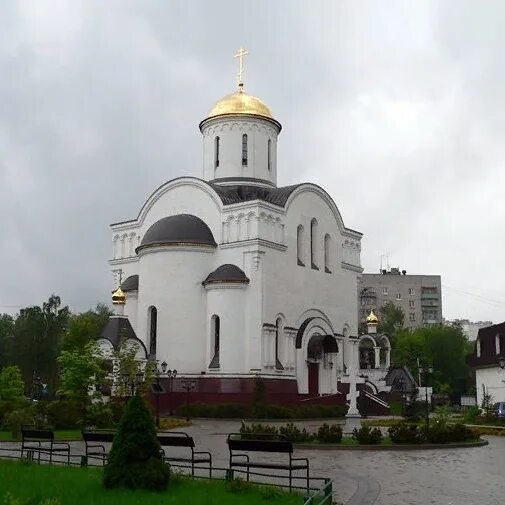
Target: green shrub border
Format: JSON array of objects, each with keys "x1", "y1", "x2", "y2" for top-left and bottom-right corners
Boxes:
[{"x1": 293, "y1": 439, "x2": 488, "y2": 450}]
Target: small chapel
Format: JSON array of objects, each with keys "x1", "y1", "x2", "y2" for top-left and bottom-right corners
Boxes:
[{"x1": 99, "y1": 50, "x2": 391, "y2": 411}]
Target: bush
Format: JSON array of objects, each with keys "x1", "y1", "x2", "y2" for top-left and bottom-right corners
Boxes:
[
  {"x1": 45, "y1": 400, "x2": 82, "y2": 429},
  {"x1": 103, "y1": 395, "x2": 170, "y2": 491},
  {"x1": 352, "y1": 425, "x2": 383, "y2": 445},
  {"x1": 175, "y1": 402, "x2": 347, "y2": 420},
  {"x1": 0, "y1": 399, "x2": 29, "y2": 428},
  {"x1": 4, "y1": 408, "x2": 35, "y2": 439},
  {"x1": 239, "y1": 422, "x2": 279, "y2": 440},
  {"x1": 176, "y1": 403, "x2": 248, "y2": 419},
  {"x1": 463, "y1": 405, "x2": 481, "y2": 424},
  {"x1": 317, "y1": 423, "x2": 343, "y2": 443},
  {"x1": 84, "y1": 402, "x2": 114, "y2": 429},
  {"x1": 279, "y1": 422, "x2": 314, "y2": 442},
  {"x1": 426, "y1": 422, "x2": 476, "y2": 444},
  {"x1": 388, "y1": 422, "x2": 424, "y2": 444}
]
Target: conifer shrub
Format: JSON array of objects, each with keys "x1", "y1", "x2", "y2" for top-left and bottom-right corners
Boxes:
[
  {"x1": 279, "y1": 422, "x2": 314, "y2": 442},
  {"x1": 352, "y1": 425, "x2": 383, "y2": 445},
  {"x1": 103, "y1": 395, "x2": 170, "y2": 491},
  {"x1": 388, "y1": 421, "x2": 424, "y2": 444}
]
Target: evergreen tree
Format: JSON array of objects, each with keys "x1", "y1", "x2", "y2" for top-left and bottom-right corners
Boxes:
[{"x1": 103, "y1": 394, "x2": 170, "y2": 491}]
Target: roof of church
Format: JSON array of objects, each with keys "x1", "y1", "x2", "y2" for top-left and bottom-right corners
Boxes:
[
  {"x1": 120, "y1": 275, "x2": 139, "y2": 292},
  {"x1": 137, "y1": 214, "x2": 217, "y2": 252},
  {"x1": 202, "y1": 264, "x2": 250, "y2": 286},
  {"x1": 99, "y1": 316, "x2": 147, "y2": 356},
  {"x1": 209, "y1": 182, "x2": 302, "y2": 207}
]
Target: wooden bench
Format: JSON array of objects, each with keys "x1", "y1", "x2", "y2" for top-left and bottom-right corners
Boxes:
[
  {"x1": 21, "y1": 428, "x2": 70, "y2": 464},
  {"x1": 227, "y1": 433, "x2": 309, "y2": 491},
  {"x1": 81, "y1": 430, "x2": 116, "y2": 464},
  {"x1": 157, "y1": 432, "x2": 212, "y2": 477}
]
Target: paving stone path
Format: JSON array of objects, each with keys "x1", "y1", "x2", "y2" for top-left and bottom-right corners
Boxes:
[{"x1": 1, "y1": 419, "x2": 504, "y2": 504}]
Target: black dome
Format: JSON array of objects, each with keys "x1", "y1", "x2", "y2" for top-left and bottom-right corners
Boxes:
[
  {"x1": 203, "y1": 264, "x2": 250, "y2": 286},
  {"x1": 137, "y1": 214, "x2": 216, "y2": 252},
  {"x1": 120, "y1": 275, "x2": 139, "y2": 292}
]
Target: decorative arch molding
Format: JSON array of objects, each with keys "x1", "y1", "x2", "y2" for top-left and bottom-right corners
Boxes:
[
  {"x1": 358, "y1": 335, "x2": 378, "y2": 347},
  {"x1": 364, "y1": 381, "x2": 379, "y2": 395},
  {"x1": 376, "y1": 335, "x2": 391, "y2": 349},
  {"x1": 111, "y1": 177, "x2": 224, "y2": 230},
  {"x1": 284, "y1": 184, "x2": 362, "y2": 239},
  {"x1": 295, "y1": 311, "x2": 335, "y2": 349},
  {"x1": 295, "y1": 309, "x2": 334, "y2": 333},
  {"x1": 120, "y1": 338, "x2": 148, "y2": 359}
]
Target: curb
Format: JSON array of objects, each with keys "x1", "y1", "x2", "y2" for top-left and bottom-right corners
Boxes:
[{"x1": 294, "y1": 439, "x2": 489, "y2": 450}]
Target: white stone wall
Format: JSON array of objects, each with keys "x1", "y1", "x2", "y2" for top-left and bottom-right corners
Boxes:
[
  {"x1": 201, "y1": 116, "x2": 279, "y2": 184},
  {"x1": 476, "y1": 367, "x2": 505, "y2": 405},
  {"x1": 137, "y1": 246, "x2": 213, "y2": 373},
  {"x1": 205, "y1": 285, "x2": 247, "y2": 373}
]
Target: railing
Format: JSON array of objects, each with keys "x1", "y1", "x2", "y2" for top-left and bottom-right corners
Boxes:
[
  {"x1": 0, "y1": 445, "x2": 332, "y2": 501},
  {"x1": 303, "y1": 478, "x2": 333, "y2": 505}
]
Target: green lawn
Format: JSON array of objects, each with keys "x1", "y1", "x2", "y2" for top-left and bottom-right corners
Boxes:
[
  {"x1": 0, "y1": 461, "x2": 302, "y2": 505},
  {"x1": 0, "y1": 430, "x2": 82, "y2": 441}
]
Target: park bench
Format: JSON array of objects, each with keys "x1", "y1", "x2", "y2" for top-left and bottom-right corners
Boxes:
[
  {"x1": 157, "y1": 431, "x2": 212, "y2": 477},
  {"x1": 21, "y1": 428, "x2": 70, "y2": 464},
  {"x1": 81, "y1": 430, "x2": 116, "y2": 464},
  {"x1": 227, "y1": 433, "x2": 309, "y2": 491}
]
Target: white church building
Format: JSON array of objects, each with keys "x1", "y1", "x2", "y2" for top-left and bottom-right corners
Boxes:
[{"x1": 100, "y1": 51, "x2": 391, "y2": 409}]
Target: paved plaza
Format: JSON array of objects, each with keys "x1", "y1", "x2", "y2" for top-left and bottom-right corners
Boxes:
[{"x1": 1, "y1": 419, "x2": 503, "y2": 504}]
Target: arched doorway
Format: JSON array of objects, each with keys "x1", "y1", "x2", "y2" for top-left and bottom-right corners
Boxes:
[{"x1": 306, "y1": 334, "x2": 338, "y2": 396}]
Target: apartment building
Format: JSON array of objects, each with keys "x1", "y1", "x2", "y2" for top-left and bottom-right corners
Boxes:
[{"x1": 358, "y1": 268, "x2": 442, "y2": 329}]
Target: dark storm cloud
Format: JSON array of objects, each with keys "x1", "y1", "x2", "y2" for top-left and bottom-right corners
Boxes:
[{"x1": 1, "y1": 0, "x2": 504, "y2": 321}]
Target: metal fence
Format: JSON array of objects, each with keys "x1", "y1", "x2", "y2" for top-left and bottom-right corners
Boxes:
[{"x1": 0, "y1": 445, "x2": 333, "y2": 503}]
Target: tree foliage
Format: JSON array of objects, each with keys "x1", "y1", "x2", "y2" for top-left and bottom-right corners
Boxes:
[
  {"x1": 394, "y1": 324, "x2": 470, "y2": 394},
  {"x1": 0, "y1": 366, "x2": 25, "y2": 401},
  {"x1": 57, "y1": 342, "x2": 106, "y2": 410},
  {"x1": 378, "y1": 302, "x2": 405, "y2": 344},
  {"x1": 0, "y1": 314, "x2": 14, "y2": 368},
  {"x1": 11, "y1": 295, "x2": 69, "y2": 394},
  {"x1": 103, "y1": 395, "x2": 170, "y2": 490},
  {"x1": 61, "y1": 304, "x2": 112, "y2": 352},
  {"x1": 112, "y1": 344, "x2": 155, "y2": 398}
]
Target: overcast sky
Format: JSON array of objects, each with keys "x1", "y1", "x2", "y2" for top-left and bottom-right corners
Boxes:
[{"x1": 1, "y1": 0, "x2": 504, "y2": 323}]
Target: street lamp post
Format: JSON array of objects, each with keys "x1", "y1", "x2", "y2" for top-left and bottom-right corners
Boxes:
[
  {"x1": 419, "y1": 365, "x2": 434, "y2": 430},
  {"x1": 181, "y1": 380, "x2": 196, "y2": 422},
  {"x1": 397, "y1": 378, "x2": 405, "y2": 417},
  {"x1": 164, "y1": 368, "x2": 177, "y2": 416},
  {"x1": 122, "y1": 372, "x2": 144, "y2": 397}
]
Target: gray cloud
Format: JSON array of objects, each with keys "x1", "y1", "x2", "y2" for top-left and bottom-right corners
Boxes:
[{"x1": 1, "y1": 0, "x2": 504, "y2": 322}]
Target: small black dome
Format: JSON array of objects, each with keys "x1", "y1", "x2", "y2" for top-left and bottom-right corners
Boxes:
[
  {"x1": 120, "y1": 275, "x2": 139, "y2": 292},
  {"x1": 203, "y1": 264, "x2": 250, "y2": 286},
  {"x1": 137, "y1": 214, "x2": 216, "y2": 252}
]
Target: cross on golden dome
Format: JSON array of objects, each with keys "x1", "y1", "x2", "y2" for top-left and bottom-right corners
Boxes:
[{"x1": 234, "y1": 47, "x2": 248, "y2": 91}]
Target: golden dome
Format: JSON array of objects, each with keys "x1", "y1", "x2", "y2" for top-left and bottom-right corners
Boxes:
[
  {"x1": 207, "y1": 90, "x2": 273, "y2": 120},
  {"x1": 112, "y1": 286, "x2": 126, "y2": 305},
  {"x1": 366, "y1": 309, "x2": 379, "y2": 325}
]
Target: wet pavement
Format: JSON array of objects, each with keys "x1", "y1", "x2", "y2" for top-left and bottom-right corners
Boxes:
[{"x1": 1, "y1": 419, "x2": 503, "y2": 505}]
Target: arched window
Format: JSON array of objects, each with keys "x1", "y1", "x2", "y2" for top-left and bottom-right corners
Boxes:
[
  {"x1": 209, "y1": 315, "x2": 220, "y2": 368},
  {"x1": 267, "y1": 139, "x2": 271, "y2": 171},
  {"x1": 214, "y1": 136, "x2": 220, "y2": 168},
  {"x1": 324, "y1": 234, "x2": 331, "y2": 273},
  {"x1": 297, "y1": 225, "x2": 305, "y2": 266},
  {"x1": 242, "y1": 134, "x2": 248, "y2": 166},
  {"x1": 476, "y1": 339, "x2": 481, "y2": 358},
  {"x1": 310, "y1": 218, "x2": 319, "y2": 270},
  {"x1": 148, "y1": 306, "x2": 157, "y2": 358},
  {"x1": 275, "y1": 318, "x2": 284, "y2": 370}
]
